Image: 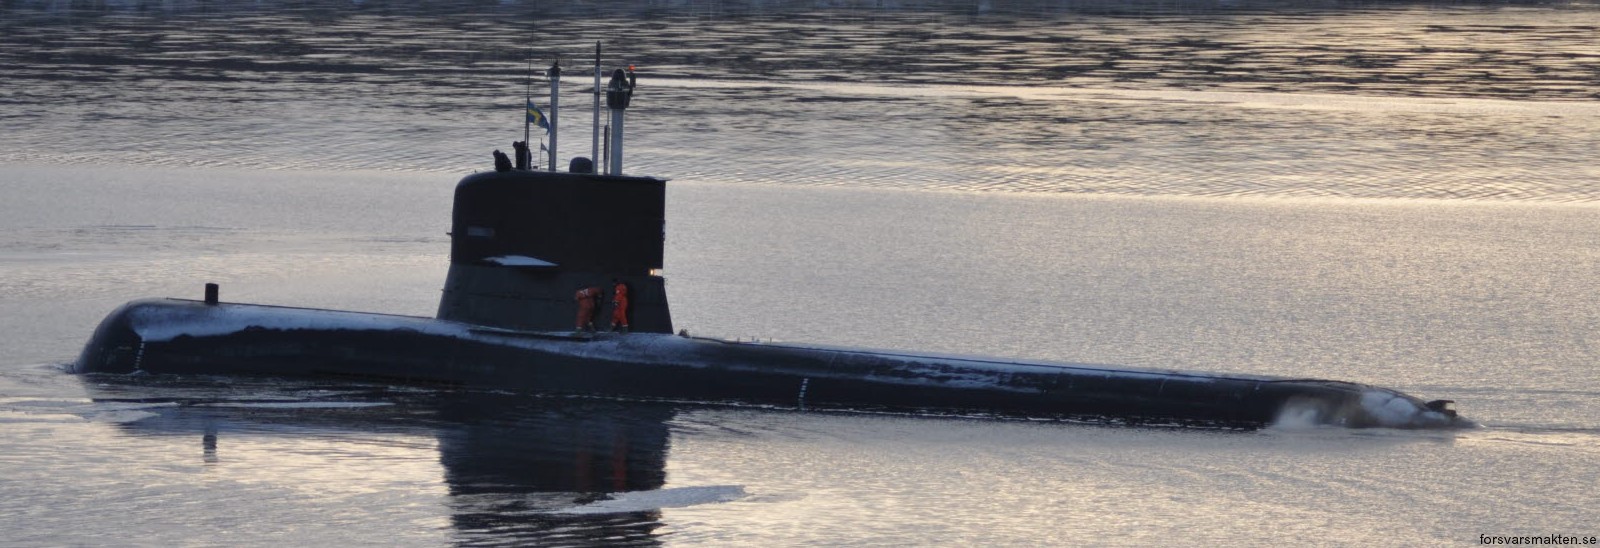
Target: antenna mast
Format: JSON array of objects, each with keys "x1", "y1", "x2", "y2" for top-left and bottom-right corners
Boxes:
[
  {"x1": 547, "y1": 60, "x2": 561, "y2": 172},
  {"x1": 523, "y1": 51, "x2": 532, "y2": 163},
  {"x1": 592, "y1": 41, "x2": 602, "y2": 171}
]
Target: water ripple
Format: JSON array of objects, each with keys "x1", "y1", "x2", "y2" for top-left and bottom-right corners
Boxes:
[{"x1": 3, "y1": 1, "x2": 1598, "y2": 201}]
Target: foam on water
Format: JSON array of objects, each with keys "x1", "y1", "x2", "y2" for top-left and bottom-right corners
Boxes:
[
  {"x1": 194, "y1": 401, "x2": 393, "y2": 409},
  {"x1": 1270, "y1": 389, "x2": 1461, "y2": 430},
  {"x1": 554, "y1": 486, "x2": 748, "y2": 515},
  {"x1": 0, "y1": 398, "x2": 176, "y2": 424}
]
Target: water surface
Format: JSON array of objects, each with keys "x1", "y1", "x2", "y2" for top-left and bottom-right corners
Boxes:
[{"x1": 2, "y1": 0, "x2": 1598, "y2": 545}]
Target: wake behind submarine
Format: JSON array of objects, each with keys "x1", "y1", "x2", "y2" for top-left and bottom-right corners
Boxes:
[{"x1": 73, "y1": 62, "x2": 1469, "y2": 430}]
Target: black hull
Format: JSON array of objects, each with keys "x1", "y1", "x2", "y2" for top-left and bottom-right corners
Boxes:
[{"x1": 74, "y1": 299, "x2": 1468, "y2": 429}]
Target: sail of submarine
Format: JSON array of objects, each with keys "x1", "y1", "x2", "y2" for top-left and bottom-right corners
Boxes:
[{"x1": 71, "y1": 58, "x2": 1470, "y2": 430}]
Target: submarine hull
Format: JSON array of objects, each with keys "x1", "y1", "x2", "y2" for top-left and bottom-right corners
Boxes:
[{"x1": 74, "y1": 299, "x2": 1468, "y2": 429}]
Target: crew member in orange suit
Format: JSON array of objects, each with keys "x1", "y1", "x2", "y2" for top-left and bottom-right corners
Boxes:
[
  {"x1": 574, "y1": 285, "x2": 601, "y2": 332},
  {"x1": 609, "y1": 279, "x2": 630, "y2": 333}
]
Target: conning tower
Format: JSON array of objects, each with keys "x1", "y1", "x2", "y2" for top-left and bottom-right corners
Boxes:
[
  {"x1": 437, "y1": 57, "x2": 666, "y2": 333},
  {"x1": 436, "y1": 169, "x2": 671, "y2": 333}
]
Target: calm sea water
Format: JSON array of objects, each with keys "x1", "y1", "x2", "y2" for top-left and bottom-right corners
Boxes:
[{"x1": 3, "y1": 1, "x2": 1599, "y2": 545}]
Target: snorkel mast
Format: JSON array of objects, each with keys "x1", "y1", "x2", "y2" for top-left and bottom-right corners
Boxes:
[{"x1": 605, "y1": 67, "x2": 636, "y2": 176}]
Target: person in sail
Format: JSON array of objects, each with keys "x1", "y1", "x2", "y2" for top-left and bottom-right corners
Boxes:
[
  {"x1": 574, "y1": 285, "x2": 602, "y2": 332},
  {"x1": 512, "y1": 140, "x2": 531, "y2": 170},
  {"x1": 492, "y1": 149, "x2": 513, "y2": 172},
  {"x1": 609, "y1": 278, "x2": 630, "y2": 333}
]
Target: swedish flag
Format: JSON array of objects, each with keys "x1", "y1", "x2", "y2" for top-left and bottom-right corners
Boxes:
[{"x1": 526, "y1": 100, "x2": 550, "y2": 131}]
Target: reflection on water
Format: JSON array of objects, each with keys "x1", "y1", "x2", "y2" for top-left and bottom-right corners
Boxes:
[
  {"x1": 436, "y1": 396, "x2": 671, "y2": 545},
  {"x1": 86, "y1": 377, "x2": 675, "y2": 546},
  {"x1": 2, "y1": 0, "x2": 1598, "y2": 201}
]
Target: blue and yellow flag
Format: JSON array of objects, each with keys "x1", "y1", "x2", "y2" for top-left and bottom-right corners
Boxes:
[{"x1": 526, "y1": 100, "x2": 550, "y2": 131}]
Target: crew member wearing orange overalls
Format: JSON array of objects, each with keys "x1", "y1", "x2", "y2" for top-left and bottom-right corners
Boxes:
[
  {"x1": 609, "y1": 279, "x2": 630, "y2": 332},
  {"x1": 574, "y1": 285, "x2": 601, "y2": 332}
]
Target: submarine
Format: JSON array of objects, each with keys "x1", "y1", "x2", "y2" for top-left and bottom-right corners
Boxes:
[{"x1": 72, "y1": 62, "x2": 1470, "y2": 430}]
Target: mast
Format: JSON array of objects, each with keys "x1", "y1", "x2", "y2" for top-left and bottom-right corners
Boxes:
[
  {"x1": 547, "y1": 61, "x2": 561, "y2": 172},
  {"x1": 606, "y1": 67, "x2": 635, "y2": 176},
  {"x1": 523, "y1": 53, "x2": 532, "y2": 168},
  {"x1": 592, "y1": 41, "x2": 602, "y2": 172}
]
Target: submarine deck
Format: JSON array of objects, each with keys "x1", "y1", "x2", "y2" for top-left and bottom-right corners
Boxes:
[{"x1": 73, "y1": 298, "x2": 1468, "y2": 429}]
